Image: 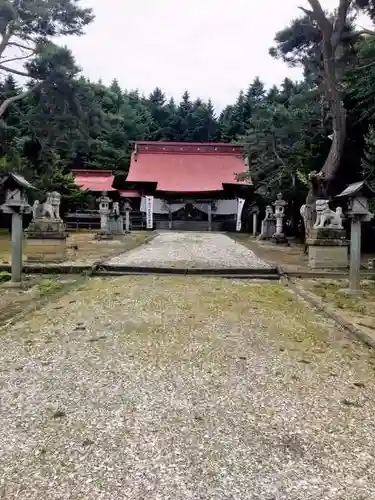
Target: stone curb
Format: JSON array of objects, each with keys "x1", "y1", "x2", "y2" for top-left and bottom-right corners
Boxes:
[
  {"x1": 0, "y1": 264, "x2": 280, "y2": 279},
  {"x1": 0, "y1": 264, "x2": 93, "y2": 274},
  {"x1": 285, "y1": 279, "x2": 375, "y2": 349},
  {"x1": 95, "y1": 265, "x2": 279, "y2": 276},
  {"x1": 278, "y1": 265, "x2": 375, "y2": 280},
  {"x1": 94, "y1": 270, "x2": 280, "y2": 280}
]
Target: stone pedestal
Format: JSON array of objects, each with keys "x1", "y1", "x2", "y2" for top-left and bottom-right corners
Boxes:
[
  {"x1": 258, "y1": 218, "x2": 276, "y2": 240},
  {"x1": 108, "y1": 215, "x2": 124, "y2": 235},
  {"x1": 271, "y1": 214, "x2": 288, "y2": 244},
  {"x1": 307, "y1": 228, "x2": 349, "y2": 269},
  {"x1": 26, "y1": 219, "x2": 68, "y2": 263}
]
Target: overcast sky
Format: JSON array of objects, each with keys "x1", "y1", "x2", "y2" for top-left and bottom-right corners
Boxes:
[{"x1": 64, "y1": 0, "x2": 369, "y2": 110}]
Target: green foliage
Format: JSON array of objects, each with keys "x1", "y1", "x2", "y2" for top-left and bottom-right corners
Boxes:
[
  {"x1": 37, "y1": 279, "x2": 63, "y2": 297},
  {"x1": 0, "y1": 270, "x2": 11, "y2": 283},
  {"x1": 240, "y1": 81, "x2": 327, "y2": 199},
  {"x1": 361, "y1": 126, "x2": 375, "y2": 212},
  {"x1": 1, "y1": 0, "x2": 375, "y2": 213},
  {"x1": 0, "y1": 0, "x2": 93, "y2": 101}
]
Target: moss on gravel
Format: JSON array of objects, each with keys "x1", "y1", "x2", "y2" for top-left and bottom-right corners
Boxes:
[{"x1": 2, "y1": 277, "x2": 375, "y2": 498}]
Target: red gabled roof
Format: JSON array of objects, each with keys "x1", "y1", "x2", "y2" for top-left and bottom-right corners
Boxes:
[
  {"x1": 126, "y1": 142, "x2": 251, "y2": 193},
  {"x1": 72, "y1": 169, "x2": 116, "y2": 192}
]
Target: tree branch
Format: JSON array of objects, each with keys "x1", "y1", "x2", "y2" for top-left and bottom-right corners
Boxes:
[
  {"x1": 271, "y1": 135, "x2": 287, "y2": 166},
  {"x1": 8, "y1": 41, "x2": 35, "y2": 52},
  {"x1": 0, "y1": 54, "x2": 32, "y2": 64},
  {"x1": 299, "y1": 7, "x2": 314, "y2": 17},
  {"x1": 334, "y1": 0, "x2": 352, "y2": 36},
  {"x1": 307, "y1": 0, "x2": 332, "y2": 30},
  {"x1": 357, "y1": 26, "x2": 375, "y2": 36},
  {"x1": 0, "y1": 64, "x2": 30, "y2": 78},
  {"x1": 0, "y1": 31, "x2": 13, "y2": 59},
  {"x1": 0, "y1": 82, "x2": 42, "y2": 118},
  {"x1": 355, "y1": 59, "x2": 375, "y2": 70}
]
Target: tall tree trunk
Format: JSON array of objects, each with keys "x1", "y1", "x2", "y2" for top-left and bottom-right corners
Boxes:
[{"x1": 303, "y1": 0, "x2": 350, "y2": 237}]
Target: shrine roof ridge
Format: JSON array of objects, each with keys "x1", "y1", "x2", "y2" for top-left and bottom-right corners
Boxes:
[{"x1": 134, "y1": 141, "x2": 244, "y2": 155}]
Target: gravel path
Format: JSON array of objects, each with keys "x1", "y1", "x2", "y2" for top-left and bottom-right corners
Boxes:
[
  {"x1": 1, "y1": 277, "x2": 375, "y2": 499},
  {"x1": 106, "y1": 232, "x2": 272, "y2": 268}
]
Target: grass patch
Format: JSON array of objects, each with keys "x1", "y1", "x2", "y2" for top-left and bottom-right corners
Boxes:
[
  {"x1": 0, "y1": 231, "x2": 154, "y2": 265},
  {"x1": 37, "y1": 279, "x2": 64, "y2": 297},
  {"x1": 303, "y1": 279, "x2": 375, "y2": 326}
]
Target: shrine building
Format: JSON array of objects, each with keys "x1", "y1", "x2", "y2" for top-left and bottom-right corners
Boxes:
[{"x1": 71, "y1": 141, "x2": 252, "y2": 231}]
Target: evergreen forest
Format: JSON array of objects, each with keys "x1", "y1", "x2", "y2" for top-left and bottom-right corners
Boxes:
[{"x1": 1, "y1": 0, "x2": 375, "y2": 212}]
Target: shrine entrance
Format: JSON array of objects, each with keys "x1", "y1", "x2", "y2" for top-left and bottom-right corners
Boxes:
[
  {"x1": 161, "y1": 200, "x2": 218, "y2": 232},
  {"x1": 141, "y1": 196, "x2": 243, "y2": 232}
]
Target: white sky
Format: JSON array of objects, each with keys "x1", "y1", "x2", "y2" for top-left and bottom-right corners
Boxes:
[{"x1": 63, "y1": 0, "x2": 371, "y2": 110}]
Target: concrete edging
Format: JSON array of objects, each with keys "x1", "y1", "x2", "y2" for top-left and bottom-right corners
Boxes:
[
  {"x1": 94, "y1": 265, "x2": 279, "y2": 276},
  {"x1": 277, "y1": 265, "x2": 375, "y2": 280},
  {"x1": 286, "y1": 279, "x2": 375, "y2": 349},
  {"x1": 0, "y1": 264, "x2": 280, "y2": 279}
]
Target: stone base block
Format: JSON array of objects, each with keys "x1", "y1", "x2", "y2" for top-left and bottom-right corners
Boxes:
[
  {"x1": 308, "y1": 244, "x2": 348, "y2": 269},
  {"x1": 26, "y1": 237, "x2": 67, "y2": 263}
]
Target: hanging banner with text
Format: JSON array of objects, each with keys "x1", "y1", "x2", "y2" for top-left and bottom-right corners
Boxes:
[
  {"x1": 145, "y1": 195, "x2": 154, "y2": 229},
  {"x1": 236, "y1": 198, "x2": 245, "y2": 232}
]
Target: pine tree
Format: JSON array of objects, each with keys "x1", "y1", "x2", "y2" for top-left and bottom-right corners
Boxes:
[{"x1": 362, "y1": 127, "x2": 375, "y2": 187}]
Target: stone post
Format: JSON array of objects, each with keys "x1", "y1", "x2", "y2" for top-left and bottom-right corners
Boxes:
[
  {"x1": 335, "y1": 182, "x2": 375, "y2": 294},
  {"x1": 11, "y1": 212, "x2": 23, "y2": 283},
  {"x1": 124, "y1": 201, "x2": 132, "y2": 233},
  {"x1": 252, "y1": 211, "x2": 258, "y2": 236},
  {"x1": 125, "y1": 211, "x2": 130, "y2": 233},
  {"x1": 0, "y1": 174, "x2": 34, "y2": 284},
  {"x1": 349, "y1": 218, "x2": 361, "y2": 292}
]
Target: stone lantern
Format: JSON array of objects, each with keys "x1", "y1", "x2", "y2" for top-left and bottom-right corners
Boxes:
[
  {"x1": 336, "y1": 181, "x2": 375, "y2": 293},
  {"x1": 95, "y1": 191, "x2": 112, "y2": 239},
  {"x1": 0, "y1": 173, "x2": 35, "y2": 284},
  {"x1": 272, "y1": 193, "x2": 288, "y2": 243}
]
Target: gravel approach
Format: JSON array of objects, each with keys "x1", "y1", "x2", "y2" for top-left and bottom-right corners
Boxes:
[
  {"x1": 106, "y1": 231, "x2": 272, "y2": 268},
  {"x1": 1, "y1": 276, "x2": 375, "y2": 499}
]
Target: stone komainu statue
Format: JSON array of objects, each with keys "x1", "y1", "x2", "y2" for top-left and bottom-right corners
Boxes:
[
  {"x1": 264, "y1": 205, "x2": 274, "y2": 219},
  {"x1": 32, "y1": 191, "x2": 62, "y2": 221},
  {"x1": 314, "y1": 200, "x2": 343, "y2": 229},
  {"x1": 300, "y1": 200, "x2": 344, "y2": 232}
]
